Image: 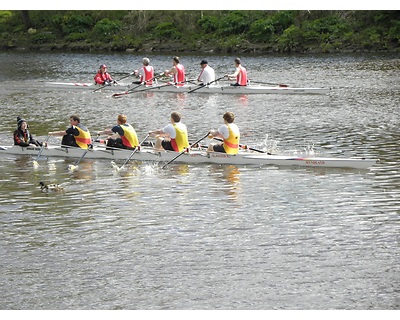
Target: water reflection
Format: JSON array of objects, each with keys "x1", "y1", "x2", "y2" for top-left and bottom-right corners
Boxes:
[
  {"x1": 0, "y1": 52, "x2": 399, "y2": 310},
  {"x1": 209, "y1": 164, "x2": 241, "y2": 201}
]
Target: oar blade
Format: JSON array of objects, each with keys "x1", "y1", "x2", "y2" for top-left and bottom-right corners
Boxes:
[
  {"x1": 32, "y1": 135, "x2": 50, "y2": 168},
  {"x1": 68, "y1": 164, "x2": 78, "y2": 171}
]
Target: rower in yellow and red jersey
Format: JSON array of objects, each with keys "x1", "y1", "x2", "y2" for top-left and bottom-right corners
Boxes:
[
  {"x1": 49, "y1": 114, "x2": 92, "y2": 149},
  {"x1": 164, "y1": 56, "x2": 185, "y2": 87},
  {"x1": 97, "y1": 114, "x2": 139, "y2": 150},
  {"x1": 207, "y1": 111, "x2": 240, "y2": 155},
  {"x1": 149, "y1": 111, "x2": 189, "y2": 152}
]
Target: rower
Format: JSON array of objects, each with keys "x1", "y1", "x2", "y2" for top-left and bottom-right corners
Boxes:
[
  {"x1": 49, "y1": 114, "x2": 92, "y2": 149},
  {"x1": 225, "y1": 58, "x2": 248, "y2": 86},
  {"x1": 132, "y1": 57, "x2": 155, "y2": 85},
  {"x1": 164, "y1": 56, "x2": 185, "y2": 87},
  {"x1": 148, "y1": 111, "x2": 189, "y2": 152},
  {"x1": 197, "y1": 59, "x2": 216, "y2": 85},
  {"x1": 97, "y1": 114, "x2": 139, "y2": 150},
  {"x1": 207, "y1": 111, "x2": 240, "y2": 155}
]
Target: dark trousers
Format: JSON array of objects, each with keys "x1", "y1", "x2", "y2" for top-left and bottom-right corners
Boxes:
[{"x1": 61, "y1": 135, "x2": 79, "y2": 147}]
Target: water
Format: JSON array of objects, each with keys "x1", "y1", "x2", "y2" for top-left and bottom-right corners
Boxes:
[{"x1": 0, "y1": 51, "x2": 399, "y2": 310}]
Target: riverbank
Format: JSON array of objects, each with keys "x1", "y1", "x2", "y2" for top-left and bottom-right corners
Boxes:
[
  {"x1": 1, "y1": 11, "x2": 398, "y2": 54},
  {"x1": 5, "y1": 39, "x2": 399, "y2": 54}
]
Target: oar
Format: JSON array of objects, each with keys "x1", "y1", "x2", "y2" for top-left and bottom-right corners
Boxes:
[
  {"x1": 213, "y1": 137, "x2": 267, "y2": 153},
  {"x1": 111, "y1": 73, "x2": 164, "y2": 98},
  {"x1": 68, "y1": 148, "x2": 89, "y2": 171},
  {"x1": 188, "y1": 76, "x2": 225, "y2": 94},
  {"x1": 92, "y1": 72, "x2": 134, "y2": 93},
  {"x1": 162, "y1": 132, "x2": 210, "y2": 169},
  {"x1": 249, "y1": 80, "x2": 288, "y2": 87},
  {"x1": 114, "y1": 134, "x2": 150, "y2": 171},
  {"x1": 32, "y1": 135, "x2": 50, "y2": 168},
  {"x1": 112, "y1": 81, "x2": 176, "y2": 98}
]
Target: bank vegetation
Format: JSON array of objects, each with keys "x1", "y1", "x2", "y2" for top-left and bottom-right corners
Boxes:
[{"x1": 0, "y1": 10, "x2": 399, "y2": 53}]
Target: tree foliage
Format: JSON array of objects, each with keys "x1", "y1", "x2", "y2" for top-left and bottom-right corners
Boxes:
[{"x1": 0, "y1": 10, "x2": 398, "y2": 52}]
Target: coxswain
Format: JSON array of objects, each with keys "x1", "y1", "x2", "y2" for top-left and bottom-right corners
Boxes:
[{"x1": 94, "y1": 64, "x2": 114, "y2": 86}]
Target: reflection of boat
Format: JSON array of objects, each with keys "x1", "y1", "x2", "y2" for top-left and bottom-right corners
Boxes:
[
  {"x1": 44, "y1": 81, "x2": 329, "y2": 95},
  {"x1": 0, "y1": 145, "x2": 377, "y2": 169}
]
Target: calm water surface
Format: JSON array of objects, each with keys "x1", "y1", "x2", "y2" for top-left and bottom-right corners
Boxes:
[{"x1": 0, "y1": 51, "x2": 399, "y2": 310}]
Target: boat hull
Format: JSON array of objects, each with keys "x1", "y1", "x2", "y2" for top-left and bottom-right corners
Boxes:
[
  {"x1": 0, "y1": 145, "x2": 377, "y2": 169},
  {"x1": 44, "y1": 82, "x2": 329, "y2": 95}
]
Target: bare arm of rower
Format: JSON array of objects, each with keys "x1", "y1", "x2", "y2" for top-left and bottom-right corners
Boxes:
[
  {"x1": 208, "y1": 129, "x2": 223, "y2": 140},
  {"x1": 226, "y1": 67, "x2": 240, "y2": 80},
  {"x1": 97, "y1": 129, "x2": 113, "y2": 135},
  {"x1": 48, "y1": 131, "x2": 66, "y2": 136},
  {"x1": 164, "y1": 66, "x2": 177, "y2": 77},
  {"x1": 149, "y1": 129, "x2": 169, "y2": 138}
]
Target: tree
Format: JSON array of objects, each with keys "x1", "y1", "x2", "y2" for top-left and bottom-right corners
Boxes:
[{"x1": 20, "y1": 10, "x2": 31, "y2": 29}]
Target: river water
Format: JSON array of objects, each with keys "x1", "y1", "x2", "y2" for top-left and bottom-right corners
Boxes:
[{"x1": 0, "y1": 51, "x2": 399, "y2": 310}]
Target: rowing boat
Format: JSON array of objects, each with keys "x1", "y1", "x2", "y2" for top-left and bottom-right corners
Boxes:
[
  {"x1": 44, "y1": 82, "x2": 330, "y2": 95},
  {"x1": 0, "y1": 145, "x2": 377, "y2": 169}
]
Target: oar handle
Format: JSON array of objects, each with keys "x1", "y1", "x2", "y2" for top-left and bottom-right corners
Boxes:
[
  {"x1": 213, "y1": 137, "x2": 266, "y2": 153},
  {"x1": 188, "y1": 76, "x2": 225, "y2": 93},
  {"x1": 112, "y1": 73, "x2": 165, "y2": 97},
  {"x1": 130, "y1": 72, "x2": 164, "y2": 89},
  {"x1": 162, "y1": 132, "x2": 210, "y2": 169}
]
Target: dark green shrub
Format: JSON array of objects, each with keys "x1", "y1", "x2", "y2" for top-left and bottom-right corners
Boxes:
[
  {"x1": 197, "y1": 15, "x2": 219, "y2": 33},
  {"x1": 30, "y1": 32, "x2": 57, "y2": 44},
  {"x1": 51, "y1": 13, "x2": 94, "y2": 35},
  {"x1": 90, "y1": 18, "x2": 121, "y2": 41},
  {"x1": 65, "y1": 32, "x2": 88, "y2": 42},
  {"x1": 153, "y1": 22, "x2": 181, "y2": 40},
  {"x1": 217, "y1": 11, "x2": 252, "y2": 37},
  {"x1": 277, "y1": 25, "x2": 304, "y2": 52},
  {"x1": 248, "y1": 18, "x2": 275, "y2": 41}
]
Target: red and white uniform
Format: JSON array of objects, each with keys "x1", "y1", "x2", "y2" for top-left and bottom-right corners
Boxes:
[
  {"x1": 236, "y1": 65, "x2": 248, "y2": 86},
  {"x1": 173, "y1": 64, "x2": 185, "y2": 86},
  {"x1": 94, "y1": 71, "x2": 113, "y2": 85},
  {"x1": 138, "y1": 65, "x2": 154, "y2": 85}
]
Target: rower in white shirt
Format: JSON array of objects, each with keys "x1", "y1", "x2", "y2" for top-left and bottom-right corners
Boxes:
[{"x1": 197, "y1": 59, "x2": 216, "y2": 85}]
